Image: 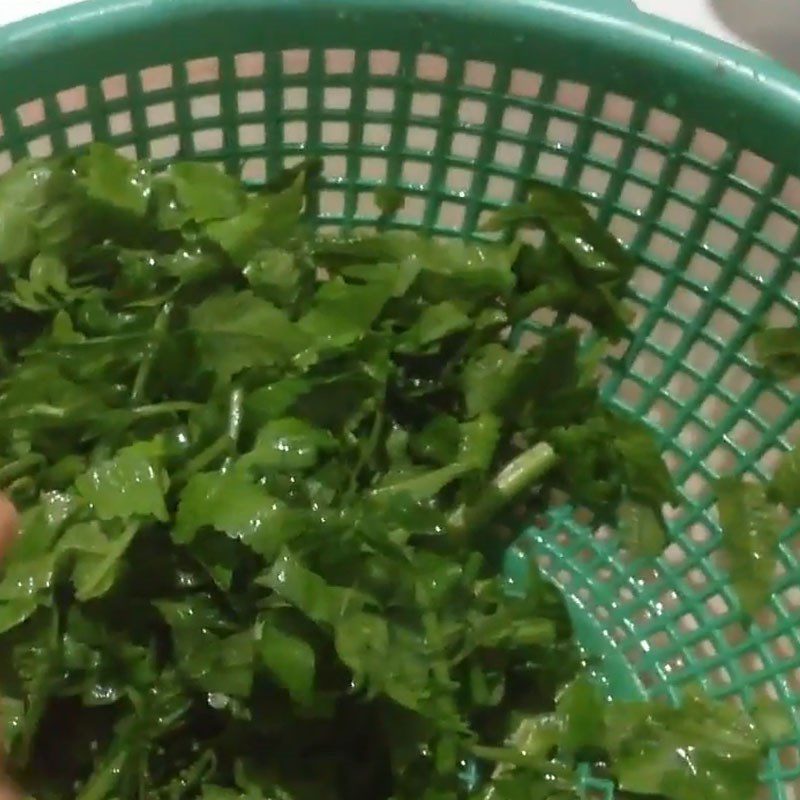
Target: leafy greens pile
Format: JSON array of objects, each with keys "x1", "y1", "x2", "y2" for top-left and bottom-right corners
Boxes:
[{"x1": 0, "y1": 145, "x2": 790, "y2": 800}]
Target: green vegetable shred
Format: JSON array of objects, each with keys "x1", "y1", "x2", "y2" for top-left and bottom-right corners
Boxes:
[{"x1": 0, "y1": 144, "x2": 790, "y2": 799}]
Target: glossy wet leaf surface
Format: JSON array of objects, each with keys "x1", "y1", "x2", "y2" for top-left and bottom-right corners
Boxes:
[{"x1": 0, "y1": 152, "x2": 786, "y2": 800}]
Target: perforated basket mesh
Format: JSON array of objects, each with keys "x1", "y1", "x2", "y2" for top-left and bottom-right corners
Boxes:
[{"x1": 1, "y1": 0, "x2": 800, "y2": 796}]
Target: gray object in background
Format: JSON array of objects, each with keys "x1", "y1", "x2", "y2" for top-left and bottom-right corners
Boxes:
[{"x1": 713, "y1": 0, "x2": 800, "y2": 71}]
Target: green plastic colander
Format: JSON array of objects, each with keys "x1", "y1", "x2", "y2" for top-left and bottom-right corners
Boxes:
[{"x1": 1, "y1": 0, "x2": 799, "y2": 796}]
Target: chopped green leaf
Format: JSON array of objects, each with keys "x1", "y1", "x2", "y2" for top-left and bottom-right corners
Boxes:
[
  {"x1": 59, "y1": 520, "x2": 138, "y2": 601},
  {"x1": 257, "y1": 617, "x2": 316, "y2": 705},
  {"x1": 168, "y1": 162, "x2": 245, "y2": 222},
  {"x1": 78, "y1": 142, "x2": 151, "y2": 217},
  {"x1": 617, "y1": 499, "x2": 667, "y2": 557},
  {"x1": 770, "y1": 446, "x2": 800, "y2": 510},
  {"x1": 175, "y1": 469, "x2": 302, "y2": 557},
  {"x1": 717, "y1": 476, "x2": 781, "y2": 616},
  {"x1": 241, "y1": 417, "x2": 336, "y2": 472},
  {"x1": 75, "y1": 440, "x2": 168, "y2": 522},
  {"x1": 375, "y1": 186, "x2": 405, "y2": 215},
  {"x1": 190, "y1": 289, "x2": 311, "y2": 378},
  {"x1": 0, "y1": 151, "x2": 785, "y2": 800},
  {"x1": 754, "y1": 325, "x2": 800, "y2": 379}
]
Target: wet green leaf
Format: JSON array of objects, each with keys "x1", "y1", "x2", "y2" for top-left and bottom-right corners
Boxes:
[
  {"x1": 770, "y1": 446, "x2": 800, "y2": 510},
  {"x1": 257, "y1": 619, "x2": 316, "y2": 705},
  {"x1": 75, "y1": 440, "x2": 168, "y2": 522},
  {"x1": 190, "y1": 289, "x2": 311, "y2": 378},
  {"x1": 717, "y1": 476, "x2": 781, "y2": 616},
  {"x1": 175, "y1": 469, "x2": 301, "y2": 557},
  {"x1": 618, "y1": 499, "x2": 667, "y2": 558},
  {"x1": 0, "y1": 151, "x2": 780, "y2": 800},
  {"x1": 241, "y1": 417, "x2": 336, "y2": 472},
  {"x1": 169, "y1": 162, "x2": 245, "y2": 222},
  {"x1": 754, "y1": 325, "x2": 800, "y2": 379},
  {"x1": 79, "y1": 142, "x2": 151, "y2": 217}
]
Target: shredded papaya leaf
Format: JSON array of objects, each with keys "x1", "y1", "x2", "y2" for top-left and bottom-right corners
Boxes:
[
  {"x1": 753, "y1": 325, "x2": 800, "y2": 379},
  {"x1": 0, "y1": 146, "x2": 787, "y2": 800}
]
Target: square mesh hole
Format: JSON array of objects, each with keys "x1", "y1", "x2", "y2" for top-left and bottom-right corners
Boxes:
[
  {"x1": 367, "y1": 87, "x2": 394, "y2": 113},
  {"x1": 241, "y1": 157, "x2": 267, "y2": 183},
  {"x1": 502, "y1": 106, "x2": 532, "y2": 135},
  {"x1": 57, "y1": 85, "x2": 87, "y2": 114},
  {"x1": 739, "y1": 150, "x2": 774, "y2": 191},
  {"x1": 319, "y1": 188, "x2": 346, "y2": 217},
  {"x1": 324, "y1": 87, "x2": 351, "y2": 111},
  {"x1": 283, "y1": 121, "x2": 307, "y2": 146},
  {"x1": 579, "y1": 165, "x2": 611, "y2": 197},
  {"x1": 509, "y1": 69, "x2": 542, "y2": 99},
  {"x1": 706, "y1": 308, "x2": 740, "y2": 340},
  {"x1": 17, "y1": 99, "x2": 45, "y2": 128},
  {"x1": 102, "y1": 74, "x2": 127, "y2": 101},
  {"x1": 66, "y1": 122, "x2": 93, "y2": 148},
  {"x1": 360, "y1": 157, "x2": 388, "y2": 183},
  {"x1": 537, "y1": 152, "x2": 569, "y2": 181},
  {"x1": 406, "y1": 125, "x2": 438, "y2": 153},
  {"x1": 283, "y1": 49, "x2": 310, "y2": 75},
  {"x1": 109, "y1": 111, "x2": 132, "y2": 136},
  {"x1": 703, "y1": 219, "x2": 739, "y2": 257},
  {"x1": 632, "y1": 145, "x2": 666, "y2": 181},
  {"x1": 464, "y1": 60, "x2": 495, "y2": 89},
  {"x1": 411, "y1": 92, "x2": 442, "y2": 118},
  {"x1": 600, "y1": 93, "x2": 635, "y2": 127},
  {"x1": 190, "y1": 94, "x2": 221, "y2": 120},
  {"x1": 446, "y1": 166, "x2": 474, "y2": 194},
  {"x1": 727, "y1": 276, "x2": 761, "y2": 312},
  {"x1": 486, "y1": 174, "x2": 516, "y2": 204},
  {"x1": 728, "y1": 416, "x2": 762, "y2": 452},
  {"x1": 398, "y1": 196, "x2": 426, "y2": 225},
  {"x1": 186, "y1": 57, "x2": 219, "y2": 84},
  {"x1": 322, "y1": 154, "x2": 347, "y2": 180},
  {"x1": 645, "y1": 108, "x2": 680, "y2": 145},
  {"x1": 647, "y1": 231, "x2": 681, "y2": 265},
  {"x1": 437, "y1": 200, "x2": 466, "y2": 230},
  {"x1": 364, "y1": 122, "x2": 392, "y2": 148},
  {"x1": 675, "y1": 164, "x2": 711, "y2": 199},
  {"x1": 140, "y1": 65, "x2": 172, "y2": 92},
  {"x1": 192, "y1": 128, "x2": 223, "y2": 152},
  {"x1": 325, "y1": 49, "x2": 355, "y2": 75},
  {"x1": 322, "y1": 121, "x2": 350, "y2": 145},
  {"x1": 619, "y1": 181, "x2": 653, "y2": 213},
  {"x1": 546, "y1": 116, "x2": 577, "y2": 147},
  {"x1": 720, "y1": 186, "x2": 756, "y2": 224},
  {"x1": 762, "y1": 210, "x2": 798, "y2": 249},
  {"x1": 416, "y1": 53, "x2": 448, "y2": 83},
  {"x1": 555, "y1": 80, "x2": 590, "y2": 112},
  {"x1": 402, "y1": 160, "x2": 432, "y2": 187},
  {"x1": 458, "y1": 98, "x2": 487, "y2": 126},
  {"x1": 284, "y1": 87, "x2": 307, "y2": 111},
  {"x1": 590, "y1": 130, "x2": 623, "y2": 163},
  {"x1": 238, "y1": 90, "x2": 265, "y2": 114},
  {"x1": 610, "y1": 213, "x2": 640, "y2": 247},
  {"x1": 149, "y1": 135, "x2": 180, "y2": 160},
  {"x1": 27, "y1": 136, "x2": 53, "y2": 158},
  {"x1": 494, "y1": 140, "x2": 523, "y2": 170},
  {"x1": 146, "y1": 102, "x2": 176, "y2": 128},
  {"x1": 452, "y1": 132, "x2": 481, "y2": 160},
  {"x1": 691, "y1": 128, "x2": 727, "y2": 164},
  {"x1": 235, "y1": 52, "x2": 264, "y2": 78},
  {"x1": 663, "y1": 198, "x2": 696, "y2": 236},
  {"x1": 239, "y1": 124, "x2": 266, "y2": 147},
  {"x1": 369, "y1": 50, "x2": 399, "y2": 76}
]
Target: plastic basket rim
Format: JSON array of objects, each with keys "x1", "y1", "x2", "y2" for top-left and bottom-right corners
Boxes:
[{"x1": 1, "y1": 0, "x2": 800, "y2": 169}]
